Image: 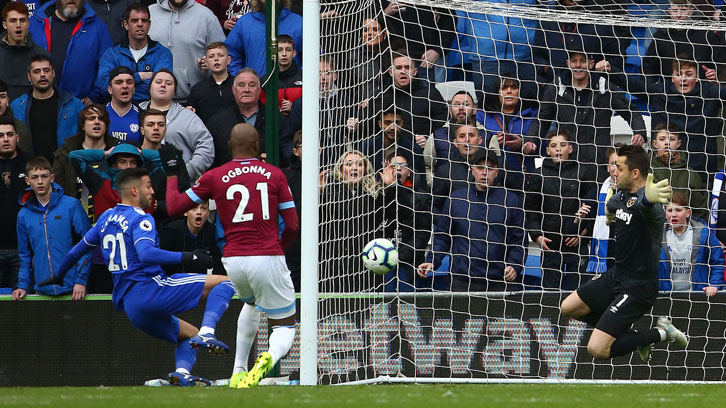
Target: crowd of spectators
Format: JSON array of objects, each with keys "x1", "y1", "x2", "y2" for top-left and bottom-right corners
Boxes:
[{"x1": 0, "y1": 0, "x2": 725, "y2": 297}]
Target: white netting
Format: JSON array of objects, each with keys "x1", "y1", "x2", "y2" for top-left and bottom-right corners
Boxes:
[{"x1": 308, "y1": 0, "x2": 726, "y2": 384}]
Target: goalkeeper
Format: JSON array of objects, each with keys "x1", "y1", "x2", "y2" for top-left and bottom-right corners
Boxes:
[{"x1": 561, "y1": 145, "x2": 688, "y2": 361}]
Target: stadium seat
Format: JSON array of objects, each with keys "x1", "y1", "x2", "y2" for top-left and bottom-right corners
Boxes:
[{"x1": 434, "y1": 81, "x2": 478, "y2": 105}]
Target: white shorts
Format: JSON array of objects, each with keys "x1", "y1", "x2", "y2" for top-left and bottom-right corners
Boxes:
[{"x1": 222, "y1": 255, "x2": 296, "y2": 320}]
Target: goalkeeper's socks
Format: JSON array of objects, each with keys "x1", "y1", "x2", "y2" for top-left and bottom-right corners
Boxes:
[
  {"x1": 609, "y1": 328, "x2": 662, "y2": 358},
  {"x1": 201, "y1": 281, "x2": 236, "y2": 330},
  {"x1": 175, "y1": 340, "x2": 199, "y2": 373},
  {"x1": 233, "y1": 303, "x2": 261, "y2": 374},
  {"x1": 267, "y1": 325, "x2": 296, "y2": 364}
]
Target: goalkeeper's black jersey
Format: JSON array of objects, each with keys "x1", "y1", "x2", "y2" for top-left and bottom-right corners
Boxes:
[{"x1": 606, "y1": 186, "x2": 665, "y2": 302}]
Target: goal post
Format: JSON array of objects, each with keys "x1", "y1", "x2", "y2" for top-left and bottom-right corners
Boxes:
[
  {"x1": 298, "y1": 0, "x2": 726, "y2": 385},
  {"x1": 300, "y1": 0, "x2": 321, "y2": 387}
]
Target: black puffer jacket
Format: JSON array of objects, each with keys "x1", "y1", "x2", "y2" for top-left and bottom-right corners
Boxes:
[
  {"x1": 524, "y1": 157, "x2": 597, "y2": 252},
  {"x1": 319, "y1": 182, "x2": 384, "y2": 293},
  {"x1": 383, "y1": 181, "x2": 432, "y2": 271},
  {"x1": 528, "y1": 74, "x2": 646, "y2": 174}
]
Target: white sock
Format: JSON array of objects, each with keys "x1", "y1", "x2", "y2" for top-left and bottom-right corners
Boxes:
[
  {"x1": 267, "y1": 325, "x2": 296, "y2": 365},
  {"x1": 198, "y1": 326, "x2": 215, "y2": 336},
  {"x1": 233, "y1": 303, "x2": 261, "y2": 374},
  {"x1": 176, "y1": 368, "x2": 190, "y2": 375},
  {"x1": 657, "y1": 328, "x2": 667, "y2": 342}
]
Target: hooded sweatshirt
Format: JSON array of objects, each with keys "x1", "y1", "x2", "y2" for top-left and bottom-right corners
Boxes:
[
  {"x1": 148, "y1": 0, "x2": 225, "y2": 101},
  {"x1": 139, "y1": 100, "x2": 214, "y2": 179}
]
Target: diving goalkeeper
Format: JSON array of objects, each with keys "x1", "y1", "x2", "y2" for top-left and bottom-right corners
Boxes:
[{"x1": 561, "y1": 144, "x2": 688, "y2": 361}]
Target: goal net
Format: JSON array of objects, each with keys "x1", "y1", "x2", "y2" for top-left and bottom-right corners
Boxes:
[{"x1": 295, "y1": 0, "x2": 726, "y2": 384}]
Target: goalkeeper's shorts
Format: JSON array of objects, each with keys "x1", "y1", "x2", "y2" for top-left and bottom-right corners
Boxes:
[
  {"x1": 577, "y1": 272, "x2": 653, "y2": 338},
  {"x1": 123, "y1": 273, "x2": 207, "y2": 343}
]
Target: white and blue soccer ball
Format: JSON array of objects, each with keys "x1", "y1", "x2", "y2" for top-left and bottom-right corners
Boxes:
[{"x1": 362, "y1": 238, "x2": 398, "y2": 275}]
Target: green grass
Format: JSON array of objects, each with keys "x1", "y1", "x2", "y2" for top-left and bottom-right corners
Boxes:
[{"x1": 0, "y1": 384, "x2": 722, "y2": 408}]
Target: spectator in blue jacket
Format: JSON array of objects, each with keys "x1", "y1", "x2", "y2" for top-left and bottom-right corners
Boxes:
[
  {"x1": 12, "y1": 156, "x2": 91, "y2": 300},
  {"x1": 477, "y1": 75, "x2": 538, "y2": 191},
  {"x1": 28, "y1": 0, "x2": 112, "y2": 102},
  {"x1": 96, "y1": 3, "x2": 173, "y2": 104},
  {"x1": 225, "y1": 0, "x2": 302, "y2": 77},
  {"x1": 456, "y1": 0, "x2": 538, "y2": 94},
  {"x1": 659, "y1": 191, "x2": 725, "y2": 296},
  {"x1": 10, "y1": 54, "x2": 84, "y2": 163},
  {"x1": 418, "y1": 148, "x2": 526, "y2": 292}
]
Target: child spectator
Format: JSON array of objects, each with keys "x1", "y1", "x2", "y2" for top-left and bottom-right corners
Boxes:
[
  {"x1": 159, "y1": 201, "x2": 224, "y2": 275},
  {"x1": 187, "y1": 42, "x2": 236, "y2": 124},
  {"x1": 276, "y1": 34, "x2": 302, "y2": 116},
  {"x1": 586, "y1": 144, "x2": 622, "y2": 274},
  {"x1": 659, "y1": 191, "x2": 724, "y2": 295},
  {"x1": 596, "y1": 53, "x2": 726, "y2": 179},
  {"x1": 524, "y1": 128, "x2": 597, "y2": 289},
  {"x1": 650, "y1": 123, "x2": 708, "y2": 220}
]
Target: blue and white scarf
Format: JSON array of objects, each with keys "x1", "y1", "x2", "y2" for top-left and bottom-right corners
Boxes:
[{"x1": 587, "y1": 177, "x2": 613, "y2": 273}]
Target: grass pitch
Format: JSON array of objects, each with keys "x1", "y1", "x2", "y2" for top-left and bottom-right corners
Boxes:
[{"x1": 0, "y1": 384, "x2": 721, "y2": 408}]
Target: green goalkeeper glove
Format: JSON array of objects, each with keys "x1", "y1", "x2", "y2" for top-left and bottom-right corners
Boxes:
[
  {"x1": 604, "y1": 187, "x2": 615, "y2": 226},
  {"x1": 644, "y1": 173, "x2": 672, "y2": 204}
]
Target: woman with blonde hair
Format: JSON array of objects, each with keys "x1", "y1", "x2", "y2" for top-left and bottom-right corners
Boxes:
[{"x1": 319, "y1": 150, "x2": 384, "y2": 293}]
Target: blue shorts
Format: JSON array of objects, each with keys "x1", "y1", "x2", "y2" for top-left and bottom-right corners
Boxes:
[{"x1": 122, "y1": 274, "x2": 207, "y2": 343}]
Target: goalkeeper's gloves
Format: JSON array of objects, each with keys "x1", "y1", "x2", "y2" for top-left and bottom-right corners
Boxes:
[
  {"x1": 181, "y1": 249, "x2": 214, "y2": 270},
  {"x1": 644, "y1": 173, "x2": 672, "y2": 205},
  {"x1": 604, "y1": 187, "x2": 615, "y2": 226},
  {"x1": 159, "y1": 143, "x2": 183, "y2": 177}
]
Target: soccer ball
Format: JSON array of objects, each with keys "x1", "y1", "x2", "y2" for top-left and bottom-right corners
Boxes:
[{"x1": 361, "y1": 238, "x2": 398, "y2": 275}]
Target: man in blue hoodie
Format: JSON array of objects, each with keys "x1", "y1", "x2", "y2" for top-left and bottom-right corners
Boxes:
[
  {"x1": 96, "y1": 3, "x2": 173, "y2": 104},
  {"x1": 28, "y1": 0, "x2": 112, "y2": 102},
  {"x1": 417, "y1": 148, "x2": 526, "y2": 291},
  {"x1": 12, "y1": 156, "x2": 90, "y2": 300}
]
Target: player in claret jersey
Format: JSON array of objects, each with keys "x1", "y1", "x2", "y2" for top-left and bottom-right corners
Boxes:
[
  {"x1": 561, "y1": 145, "x2": 688, "y2": 362},
  {"x1": 39, "y1": 168, "x2": 237, "y2": 386},
  {"x1": 165, "y1": 123, "x2": 300, "y2": 388}
]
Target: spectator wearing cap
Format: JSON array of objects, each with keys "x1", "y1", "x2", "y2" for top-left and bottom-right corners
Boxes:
[
  {"x1": 418, "y1": 148, "x2": 526, "y2": 292},
  {"x1": 68, "y1": 142, "x2": 163, "y2": 220},
  {"x1": 105, "y1": 66, "x2": 141, "y2": 146},
  {"x1": 28, "y1": 0, "x2": 113, "y2": 102},
  {"x1": 0, "y1": 1, "x2": 49, "y2": 101},
  {"x1": 524, "y1": 128, "x2": 598, "y2": 290},
  {"x1": 66, "y1": 141, "x2": 163, "y2": 293},
  {"x1": 528, "y1": 46, "x2": 646, "y2": 181},
  {"x1": 96, "y1": 3, "x2": 173, "y2": 104}
]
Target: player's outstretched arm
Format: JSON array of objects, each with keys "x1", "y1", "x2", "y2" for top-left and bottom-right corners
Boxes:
[
  {"x1": 37, "y1": 240, "x2": 96, "y2": 287},
  {"x1": 161, "y1": 144, "x2": 205, "y2": 217},
  {"x1": 135, "y1": 239, "x2": 213, "y2": 269},
  {"x1": 644, "y1": 173, "x2": 673, "y2": 205}
]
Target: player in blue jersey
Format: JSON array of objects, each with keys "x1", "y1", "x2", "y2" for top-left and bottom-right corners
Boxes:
[{"x1": 40, "y1": 168, "x2": 237, "y2": 386}]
